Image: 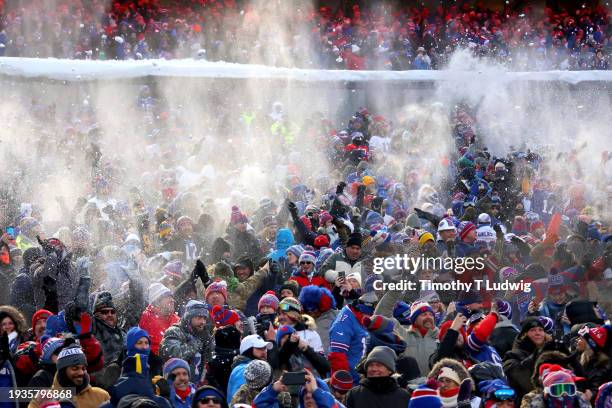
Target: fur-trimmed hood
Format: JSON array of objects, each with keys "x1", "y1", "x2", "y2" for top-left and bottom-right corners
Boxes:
[
  {"x1": 428, "y1": 357, "x2": 474, "y2": 387},
  {"x1": 0, "y1": 305, "x2": 27, "y2": 334},
  {"x1": 530, "y1": 350, "x2": 577, "y2": 390}
]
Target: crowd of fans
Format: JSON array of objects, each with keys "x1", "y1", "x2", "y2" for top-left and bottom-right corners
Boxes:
[
  {"x1": 0, "y1": 72, "x2": 610, "y2": 408},
  {"x1": 0, "y1": 0, "x2": 610, "y2": 70}
]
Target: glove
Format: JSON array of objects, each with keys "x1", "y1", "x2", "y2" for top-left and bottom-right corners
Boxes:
[
  {"x1": 192, "y1": 259, "x2": 209, "y2": 285},
  {"x1": 76, "y1": 257, "x2": 92, "y2": 278},
  {"x1": 288, "y1": 201, "x2": 299, "y2": 219},
  {"x1": 153, "y1": 376, "x2": 171, "y2": 399},
  {"x1": 270, "y1": 261, "x2": 280, "y2": 276},
  {"x1": 457, "y1": 378, "x2": 473, "y2": 408},
  {"x1": 336, "y1": 181, "x2": 347, "y2": 195},
  {"x1": 73, "y1": 312, "x2": 93, "y2": 338},
  {"x1": 37, "y1": 235, "x2": 56, "y2": 256},
  {"x1": 493, "y1": 224, "x2": 504, "y2": 240}
]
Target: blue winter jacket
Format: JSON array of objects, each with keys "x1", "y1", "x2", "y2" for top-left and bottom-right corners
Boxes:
[
  {"x1": 226, "y1": 357, "x2": 251, "y2": 404},
  {"x1": 268, "y1": 229, "x2": 295, "y2": 262}
]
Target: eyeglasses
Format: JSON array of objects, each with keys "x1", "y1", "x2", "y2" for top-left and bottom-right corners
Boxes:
[
  {"x1": 545, "y1": 383, "x2": 576, "y2": 398},
  {"x1": 98, "y1": 309, "x2": 116, "y2": 315},
  {"x1": 199, "y1": 397, "x2": 221, "y2": 404},
  {"x1": 493, "y1": 388, "x2": 516, "y2": 401}
]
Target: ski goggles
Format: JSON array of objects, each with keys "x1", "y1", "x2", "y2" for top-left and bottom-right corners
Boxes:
[
  {"x1": 279, "y1": 302, "x2": 301, "y2": 313},
  {"x1": 544, "y1": 383, "x2": 576, "y2": 398},
  {"x1": 492, "y1": 388, "x2": 516, "y2": 401}
]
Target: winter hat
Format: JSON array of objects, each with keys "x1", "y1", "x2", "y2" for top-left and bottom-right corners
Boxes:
[
  {"x1": 578, "y1": 325, "x2": 608, "y2": 351},
  {"x1": 176, "y1": 216, "x2": 194, "y2": 229},
  {"x1": 162, "y1": 260, "x2": 183, "y2": 279},
  {"x1": 346, "y1": 232, "x2": 363, "y2": 248},
  {"x1": 540, "y1": 364, "x2": 581, "y2": 389},
  {"x1": 192, "y1": 386, "x2": 227, "y2": 407},
  {"x1": 280, "y1": 280, "x2": 300, "y2": 298},
  {"x1": 365, "y1": 346, "x2": 397, "y2": 372},
  {"x1": 363, "y1": 315, "x2": 395, "y2": 334},
  {"x1": 519, "y1": 316, "x2": 545, "y2": 337},
  {"x1": 258, "y1": 291, "x2": 280, "y2": 312},
  {"x1": 299, "y1": 285, "x2": 336, "y2": 313},
  {"x1": 393, "y1": 301, "x2": 412, "y2": 325},
  {"x1": 457, "y1": 290, "x2": 483, "y2": 308},
  {"x1": 314, "y1": 235, "x2": 330, "y2": 249},
  {"x1": 286, "y1": 245, "x2": 304, "y2": 259},
  {"x1": 93, "y1": 291, "x2": 115, "y2": 313},
  {"x1": 148, "y1": 283, "x2": 173, "y2": 305},
  {"x1": 56, "y1": 344, "x2": 87, "y2": 370},
  {"x1": 319, "y1": 211, "x2": 333, "y2": 226},
  {"x1": 547, "y1": 269, "x2": 567, "y2": 291},
  {"x1": 409, "y1": 381, "x2": 443, "y2": 408},
  {"x1": 346, "y1": 272, "x2": 362, "y2": 286},
  {"x1": 458, "y1": 221, "x2": 477, "y2": 241},
  {"x1": 275, "y1": 325, "x2": 296, "y2": 344},
  {"x1": 44, "y1": 313, "x2": 69, "y2": 339},
  {"x1": 211, "y1": 305, "x2": 240, "y2": 328},
  {"x1": 364, "y1": 274, "x2": 382, "y2": 293},
  {"x1": 299, "y1": 251, "x2": 317, "y2": 264},
  {"x1": 32, "y1": 309, "x2": 53, "y2": 331},
  {"x1": 499, "y1": 266, "x2": 520, "y2": 282},
  {"x1": 353, "y1": 291, "x2": 378, "y2": 315},
  {"x1": 117, "y1": 395, "x2": 159, "y2": 408},
  {"x1": 565, "y1": 299, "x2": 604, "y2": 326},
  {"x1": 495, "y1": 299, "x2": 512, "y2": 320},
  {"x1": 213, "y1": 262, "x2": 233, "y2": 280},
  {"x1": 230, "y1": 206, "x2": 248, "y2": 225},
  {"x1": 163, "y1": 358, "x2": 190, "y2": 379},
  {"x1": 184, "y1": 300, "x2": 209, "y2": 321},
  {"x1": 538, "y1": 316, "x2": 555, "y2": 333},
  {"x1": 126, "y1": 327, "x2": 151, "y2": 357},
  {"x1": 438, "y1": 367, "x2": 461, "y2": 385},
  {"x1": 244, "y1": 360, "x2": 272, "y2": 390},
  {"x1": 409, "y1": 302, "x2": 434, "y2": 323},
  {"x1": 205, "y1": 280, "x2": 228, "y2": 304},
  {"x1": 365, "y1": 212, "x2": 385, "y2": 229},
  {"x1": 41, "y1": 337, "x2": 64, "y2": 364},
  {"x1": 330, "y1": 370, "x2": 354, "y2": 392},
  {"x1": 278, "y1": 297, "x2": 303, "y2": 320},
  {"x1": 418, "y1": 232, "x2": 435, "y2": 246}
]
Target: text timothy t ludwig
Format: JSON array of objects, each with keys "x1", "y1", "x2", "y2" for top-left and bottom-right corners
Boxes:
[
  {"x1": 372, "y1": 254, "x2": 486, "y2": 275},
  {"x1": 373, "y1": 279, "x2": 532, "y2": 293}
]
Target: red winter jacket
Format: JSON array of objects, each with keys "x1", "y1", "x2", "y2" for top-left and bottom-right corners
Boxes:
[
  {"x1": 138, "y1": 304, "x2": 180, "y2": 355},
  {"x1": 289, "y1": 270, "x2": 331, "y2": 290}
]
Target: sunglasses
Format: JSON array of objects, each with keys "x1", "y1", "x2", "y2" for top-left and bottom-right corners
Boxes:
[
  {"x1": 300, "y1": 261, "x2": 313, "y2": 265},
  {"x1": 493, "y1": 388, "x2": 516, "y2": 401},
  {"x1": 199, "y1": 397, "x2": 221, "y2": 404},
  {"x1": 545, "y1": 383, "x2": 576, "y2": 398},
  {"x1": 98, "y1": 309, "x2": 116, "y2": 315}
]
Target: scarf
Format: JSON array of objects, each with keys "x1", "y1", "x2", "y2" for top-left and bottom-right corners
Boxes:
[
  {"x1": 439, "y1": 387, "x2": 459, "y2": 408},
  {"x1": 175, "y1": 385, "x2": 192, "y2": 402}
]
